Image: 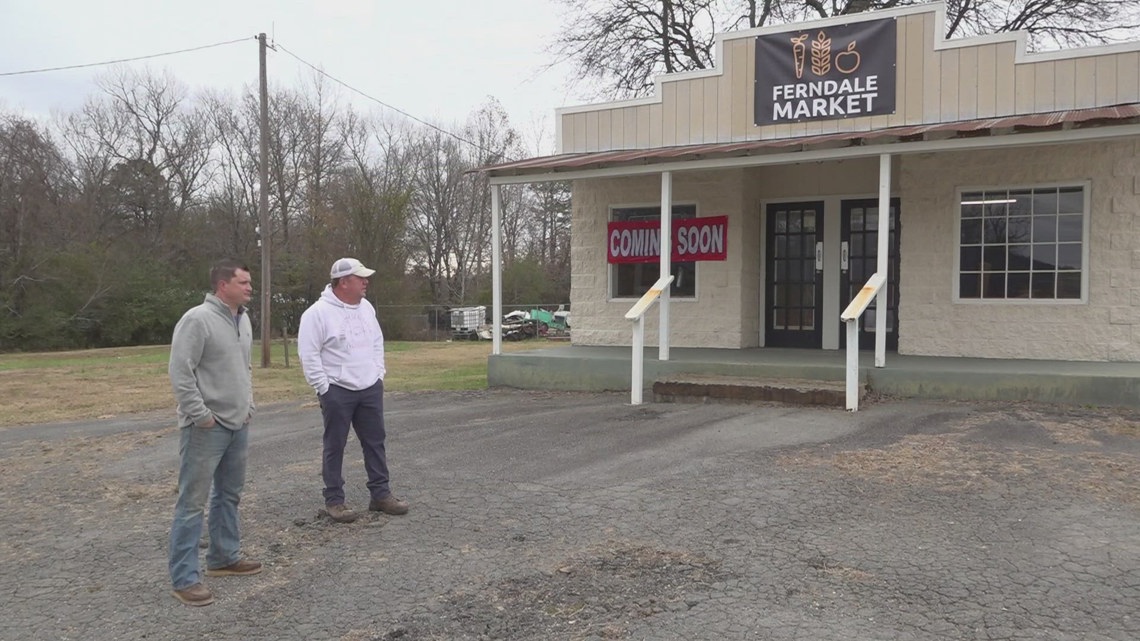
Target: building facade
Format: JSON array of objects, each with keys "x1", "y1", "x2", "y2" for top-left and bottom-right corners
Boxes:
[{"x1": 486, "y1": 2, "x2": 1140, "y2": 363}]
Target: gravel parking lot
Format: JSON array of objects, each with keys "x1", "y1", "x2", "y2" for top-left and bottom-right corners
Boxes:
[{"x1": 1, "y1": 390, "x2": 1138, "y2": 640}]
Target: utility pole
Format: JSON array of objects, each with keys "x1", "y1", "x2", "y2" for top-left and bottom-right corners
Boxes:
[{"x1": 258, "y1": 33, "x2": 272, "y2": 368}]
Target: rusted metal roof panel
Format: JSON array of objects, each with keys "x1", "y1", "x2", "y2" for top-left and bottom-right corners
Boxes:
[{"x1": 481, "y1": 104, "x2": 1140, "y2": 176}]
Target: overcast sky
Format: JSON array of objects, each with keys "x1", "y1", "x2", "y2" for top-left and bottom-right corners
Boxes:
[{"x1": 0, "y1": 0, "x2": 584, "y2": 152}]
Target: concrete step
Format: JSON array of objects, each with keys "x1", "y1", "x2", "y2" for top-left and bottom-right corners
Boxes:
[{"x1": 652, "y1": 375, "x2": 864, "y2": 407}]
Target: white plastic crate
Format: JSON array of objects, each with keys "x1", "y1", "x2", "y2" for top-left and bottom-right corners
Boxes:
[{"x1": 449, "y1": 306, "x2": 486, "y2": 337}]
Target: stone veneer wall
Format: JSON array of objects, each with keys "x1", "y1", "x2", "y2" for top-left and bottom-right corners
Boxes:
[
  {"x1": 570, "y1": 169, "x2": 750, "y2": 347},
  {"x1": 898, "y1": 139, "x2": 1140, "y2": 361}
]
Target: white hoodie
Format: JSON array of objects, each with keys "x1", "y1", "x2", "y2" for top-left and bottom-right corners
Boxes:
[{"x1": 298, "y1": 284, "x2": 386, "y2": 395}]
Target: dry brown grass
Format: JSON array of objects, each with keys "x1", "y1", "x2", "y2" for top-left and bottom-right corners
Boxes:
[
  {"x1": 780, "y1": 405, "x2": 1140, "y2": 504},
  {"x1": 0, "y1": 340, "x2": 555, "y2": 428}
]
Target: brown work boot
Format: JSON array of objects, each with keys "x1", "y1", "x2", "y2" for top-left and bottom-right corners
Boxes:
[
  {"x1": 205, "y1": 559, "x2": 262, "y2": 577},
  {"x1": 369, "y1": 495, "x2": 410, "y2": 515},
  {"x1": 326, "y1": 503, "x2": 358, "y2": 523},
  {"x1": 172, "y1": 582, "x2": 215, "y2": 607}
]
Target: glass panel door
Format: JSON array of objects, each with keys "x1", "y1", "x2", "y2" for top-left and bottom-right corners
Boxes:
[
  {"x1": 765, "y1": 202, "x2": 824, "y2": 348},
  {"x1": 840, "y1": 198, "x2": 900, "y2": 351}
]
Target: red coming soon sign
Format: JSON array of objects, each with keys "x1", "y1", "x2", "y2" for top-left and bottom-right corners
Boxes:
[{"x1": 607, "y1": 216, "x2": 728, "y2": 263}]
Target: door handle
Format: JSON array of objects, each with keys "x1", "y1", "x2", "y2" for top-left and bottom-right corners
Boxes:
[
  {"x1": 840, "y1": 241, "x2": 849, "y2": 272},
  {"x1": 815, "y1": 241, "x2": 823, "y2": 271}
]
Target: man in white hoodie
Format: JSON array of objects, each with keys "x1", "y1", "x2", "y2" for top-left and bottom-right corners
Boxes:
[{"x1": 297, "y1": 257, "x2": 409, "y2": 523}]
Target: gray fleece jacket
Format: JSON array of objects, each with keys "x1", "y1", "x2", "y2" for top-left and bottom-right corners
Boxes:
[{"x1": 168, "y1": 293, "x2": 254, "y2": 430}]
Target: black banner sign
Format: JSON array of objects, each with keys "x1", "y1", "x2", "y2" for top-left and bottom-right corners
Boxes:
[{"x1": 754, "y1": 18, "x2": 896, "y2": 126}]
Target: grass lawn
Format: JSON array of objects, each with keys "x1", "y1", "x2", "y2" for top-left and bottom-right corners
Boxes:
[{"x1": 0, "y1": 339, "x2": 556, "y2": 427}]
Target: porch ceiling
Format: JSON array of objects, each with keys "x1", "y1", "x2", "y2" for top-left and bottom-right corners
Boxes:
[{"x1": 481, "y1": 103, "x2": 1140, "y2": 181}]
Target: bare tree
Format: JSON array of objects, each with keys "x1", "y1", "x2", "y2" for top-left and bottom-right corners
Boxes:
[{"x1": 553, "y1": 0, "x2": 1140, "y2": 99}]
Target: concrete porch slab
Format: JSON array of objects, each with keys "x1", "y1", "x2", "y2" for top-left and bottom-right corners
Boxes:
[{"x1": 489, "y1": 345, "x2": 1140, "y2": 409}]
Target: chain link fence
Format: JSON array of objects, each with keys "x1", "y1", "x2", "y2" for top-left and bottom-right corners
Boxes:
[{"x1": 374, "y1": 304, "x2": 570, "y2": 341}]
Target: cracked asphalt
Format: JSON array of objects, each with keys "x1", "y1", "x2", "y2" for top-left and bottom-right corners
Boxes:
[{"x1": 1, "y1": 390, "x2": 1138, "y2": 640}]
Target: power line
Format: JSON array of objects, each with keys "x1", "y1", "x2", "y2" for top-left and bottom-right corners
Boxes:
[
  {"x1": 0, "y1": 34, "x2": 514, "y2": 161},
  {"x1": 0, "y1": 37, "x2": 255, "y2": 77},
  {"x1": 274, "y1": 41, "x2": 508, "y2": 160}
]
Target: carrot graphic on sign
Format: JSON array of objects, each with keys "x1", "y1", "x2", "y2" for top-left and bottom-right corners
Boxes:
[
  {"x1": 790, "y1": 34, "x2": 809, "y2": 78},
  {"x1": 811, "y1": 31, "x2": 831, "y2": 76}
]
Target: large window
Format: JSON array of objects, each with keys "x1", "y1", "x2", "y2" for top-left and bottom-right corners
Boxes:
[
  {"x1": 957, "y1": 185, "x2": 1087, "y2": 301},
  {"x1": 611, "y1": 204, "x2": 697, "y2": 299}
]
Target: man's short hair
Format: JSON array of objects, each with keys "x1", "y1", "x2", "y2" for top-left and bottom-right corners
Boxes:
[{"x1": 210, "y1": 259, "x2": 249, "y2": 291}]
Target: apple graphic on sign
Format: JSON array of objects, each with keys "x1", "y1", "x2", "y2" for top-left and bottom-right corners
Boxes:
[{"x1": 836, "y1": 41, "x2": 861, "y2": 74}]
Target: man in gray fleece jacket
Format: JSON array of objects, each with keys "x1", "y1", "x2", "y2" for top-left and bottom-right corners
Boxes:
[{"x1": 167, "y1": 259, "x2": 261, "y2": 606}]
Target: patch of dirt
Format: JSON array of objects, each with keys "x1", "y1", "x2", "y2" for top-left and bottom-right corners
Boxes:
[{"x1": 380, "y1": 543, "x2": 733, "y2": 640}]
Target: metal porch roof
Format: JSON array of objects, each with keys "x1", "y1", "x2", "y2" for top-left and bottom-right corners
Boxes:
[{"x1": 481, "y1": 104, "x2": 1140, "y2": 178}]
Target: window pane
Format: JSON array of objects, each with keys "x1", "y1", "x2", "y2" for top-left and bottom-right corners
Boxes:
[
  {"x1": 983, "y1": 245, "x2": 1007, "y2": 271},
  {"x1": 775, "y1": 211, "x2": 787, "y2": 232},
  {"x1": 786, "y1": 285, "x2": 800, "y2": 308},
  {"x1": 672, "y1": 263, "x2": 695, "y2": 296},
  {"x1": 1008, "y1": 244, "x2": 1031, "y2": 270},
  {"x1": 1057, "y1": 272, "x2": 1081, "y2": 299},
  {"x1": 1031, "y1": 272, "x2": 1055, "y2": 298},
  {"x1": 1007, "y1": 272, "x2": 1030, "y2": 298},
  {"x1": 1033, "y1": 244, "x2": 1057, "y2": 270},
  {"x1": 775, "y1": 260, "x2": 787, "y2": 282},
  {"x1": 791, "y1": 237, "x2": 805, "y2": 258},
  {"x1": 801, "y1": 284, "x2": 815, "y2": 306},
  {"x1": 961, "y1": 219, "x2": 983, "y2": 244},
  {"x1": 984, "y1": 219, "x2": 1007, "y2": 244},
  {"x1": 1008, "y1": 216, "x2": 1032, "y2": 243},
  {"x1": 1032, "y1": 216, "x2": 1057, "y2": 242},
  {"x1": 960, "y1": 246, "x2": 982, "y2": 271},
  {"x1": 850, "y1": 208, "x2": 864, "y2": 229},
  {"x1": 1033, "y1": 189, "x2": 1059, "y2": 216},
  {"x1": 1058, "y1": 215, "x2": 1083, "y2": 242},
  {"x1": 1009, "y1": 190, "x2": 1033, "y2": 217},
  {"x1": 983, "y1": 273, "x2": 1005, "y2": 298},
  {"x1": 803, "y1": 211, "x2": 816, "y2": 232},
  {"x1": 788, "y1": 213, "x2": 802, "y2": 233},
  {"x1": 803, "y1": 260, "x2": 815, "y2": 282},
  {"x1": 1058, "y1": 187, "x2": 1083, "y2": 214},
  {"x1": 1057, "y1": 244, "x2": 1082, "y2": 270},
  {"x1": 775, "y1": 235, "x2": 786, "y2": 258},
  {"x1": 960, "y1": 273, "x2": 981, "y2": 298},
  {"x1": 774, "y1": 308, "x2": 786, "y2": 329},
  {"x1": 802, "y1": 309, "x2": 815, "y2": 330}
]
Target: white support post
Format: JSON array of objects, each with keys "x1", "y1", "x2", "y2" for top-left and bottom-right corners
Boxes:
[
  {"x1": 845, "y1": 320, "x2": 859, "y2": 411},
  {"x1": 625, "y1": 276, "x2": 673, "y2": 406},
  {"x1": 875, "y1": 153, "x2": 891, "y2": 368},
  {"x1": 659, "y1": 171, "x2": 672, "y2": 361},
  {"x1": 631, "y1": 316, "x2": 645, "y2": 405},
  {"x1": 491, "y1": 184, "x2": 503, "y2": 356},
  {"x1": 840, "y1": 272, "x2": 884, "y2": 412}
]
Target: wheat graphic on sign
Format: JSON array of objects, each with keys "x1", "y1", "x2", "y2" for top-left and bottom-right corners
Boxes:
[{"x1": 811, "y1": 31, "x2": 831, "y2": 76}]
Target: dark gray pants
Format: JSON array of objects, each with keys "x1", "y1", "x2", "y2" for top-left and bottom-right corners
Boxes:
[{"x1": 319, "y1": 380, "x2": 390, "y2": 505}]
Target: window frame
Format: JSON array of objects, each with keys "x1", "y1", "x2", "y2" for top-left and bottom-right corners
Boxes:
[
  {"x1": 953, "y1": 181, "x2": 1090, "y2": 304},
  {"x1": 607, "y1": 202, "x2": 699, "y2": 301}
]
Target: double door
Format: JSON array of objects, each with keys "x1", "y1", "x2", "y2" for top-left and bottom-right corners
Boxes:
[{"x1": 764, "y1": 199, "x2": 899, "y2": 349}]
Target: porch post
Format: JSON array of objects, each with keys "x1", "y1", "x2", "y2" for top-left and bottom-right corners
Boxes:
[
  {"x1": 875, "y1": 153, "x2": 890, "y2": 367},
  {"x1": 491, "y1": 183, "x2": 503, "y2": 355},
  {"x1": 660, "y1": 171, "x2": 672, "y2": 361}
]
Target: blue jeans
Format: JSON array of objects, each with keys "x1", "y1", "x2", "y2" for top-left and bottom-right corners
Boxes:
[
  {"x1": 319, "y1": 381, "x2": 390, "y2": 505},
  {"x1": 169, "y1": 422, "x2": 248, "y2": 590}
]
